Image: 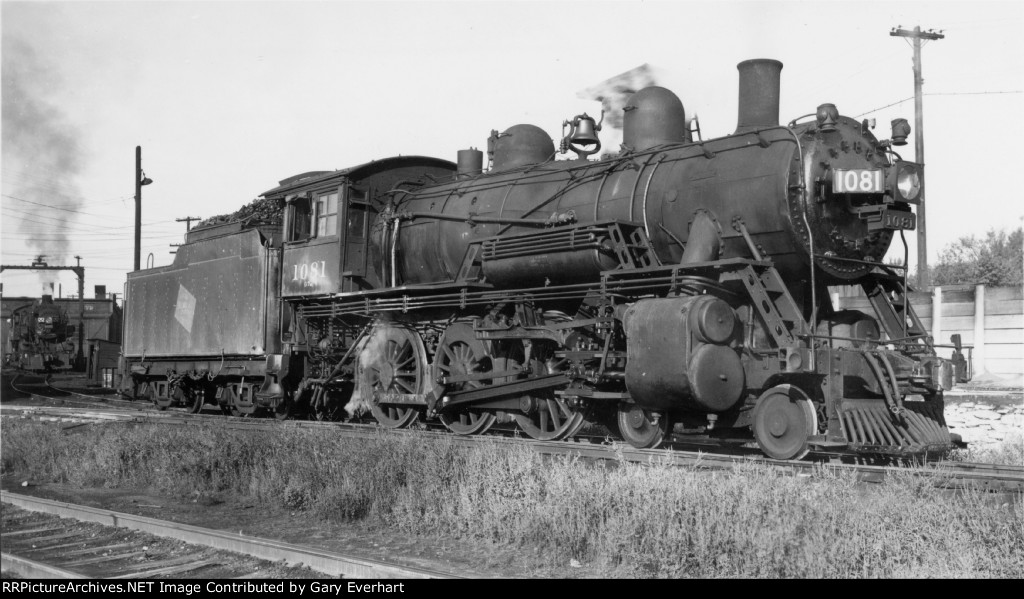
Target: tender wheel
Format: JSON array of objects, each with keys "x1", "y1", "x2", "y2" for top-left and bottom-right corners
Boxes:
[
  {"x1": 433, "y1": 323, "x2": 497, "y2": 435},
  {"x1": 617, "y1": 404, "x2": 669, "y2": 449},
  {"x1": 231, "y1": 384, "x2": 259, "y2": 417},
  {"x1": 187, "y1": 383, "x2": 212, "y2": 414},
  {"x1": 752, "y1": 384, "x2": 818, "y2": 460},
  {"x1": 361, "y1": 325, "x2": 425, "y2": 429},
  {"x1": 217, "y1": 385, "x2": 235, "y2": 416},
  {"x1": 148, "y1": 381, "x2": 172, "y2": 411},
  {"x1": 274, "y1": 396, "x2": 296, "y2": 420}
]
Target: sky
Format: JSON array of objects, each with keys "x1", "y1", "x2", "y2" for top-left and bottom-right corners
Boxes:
[{"x1": 2, "y1": 0, "x2": 1022, "y2": 299}]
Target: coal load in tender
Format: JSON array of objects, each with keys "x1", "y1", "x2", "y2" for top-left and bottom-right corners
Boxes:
[{"x1": 195, "y1": 197, "x2": 283, "y2": 229}]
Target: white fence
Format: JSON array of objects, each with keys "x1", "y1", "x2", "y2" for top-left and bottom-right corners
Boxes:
[{"x1": 833, "y1": 285, "x2": 1023, "y2": 380}]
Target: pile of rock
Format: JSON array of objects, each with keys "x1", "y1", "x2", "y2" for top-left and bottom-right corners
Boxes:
[{"x1": 944, "y1": 394, "x2": 1023, "y2": 448}]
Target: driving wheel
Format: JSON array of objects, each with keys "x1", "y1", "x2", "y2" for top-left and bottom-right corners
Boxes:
[{"x1": 361, "y1": 324, "x2": 426, "y2": 429}]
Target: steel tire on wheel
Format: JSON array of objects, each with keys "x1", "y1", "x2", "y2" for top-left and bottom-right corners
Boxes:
[
  {"x1": 617, "y1": 404, "x2": 669, "y2": 449},
  {"x1": 752, "y1": 384, "x2": 818, "y2": 460},
  {"x1": 433, "y1": 323, "x2": 497, "y2": 435}
]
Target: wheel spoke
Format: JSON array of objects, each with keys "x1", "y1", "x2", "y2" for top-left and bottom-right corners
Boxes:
[
  {"x1": 365, "y1": 326, "x2": 423, "y2": 430},
  {"x1": 546, "y1": 398, "x2": 562, "y2": 430}
]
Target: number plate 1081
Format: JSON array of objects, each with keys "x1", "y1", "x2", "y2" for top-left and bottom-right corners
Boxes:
[{"x1": 833, "y1": 169, "x2": 883, "y2": 193}]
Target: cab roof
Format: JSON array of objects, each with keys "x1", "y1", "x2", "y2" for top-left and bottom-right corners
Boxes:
[{"x1": 260, "y1": 155, "x2": 456, "y2": 198}]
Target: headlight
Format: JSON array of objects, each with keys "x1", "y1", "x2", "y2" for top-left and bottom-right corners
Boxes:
[
  {"x1": 888, "y1": 161, "x2": 923, "y2": 203},
  {"x1": 897, "y1": 167, "x2": 921, "y2": 201}
]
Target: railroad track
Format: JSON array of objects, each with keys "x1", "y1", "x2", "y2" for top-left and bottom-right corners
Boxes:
[
  {"x1": 4, "y1": 373, "x2": 141, "y2": 411},
  {"x1": 0, "y1": 491, "x2": 459, "y2": 579},
  {"x1": 4, "y1": 404, "x2": 1023, "y2": 493}
]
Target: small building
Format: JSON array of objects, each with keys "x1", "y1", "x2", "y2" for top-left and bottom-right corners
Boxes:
[{"x1": 87, "y1": 338, "x2": 122, "y2": 388}]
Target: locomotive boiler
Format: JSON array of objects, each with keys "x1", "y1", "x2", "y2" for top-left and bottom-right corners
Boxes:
[{"x1": 121, "y1": 58, "x2": 962, "y2": 460}]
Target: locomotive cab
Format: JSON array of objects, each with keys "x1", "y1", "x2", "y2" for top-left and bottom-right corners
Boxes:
[{"x1": 268, "y1": 156, "x2": 457, "y2": 297}]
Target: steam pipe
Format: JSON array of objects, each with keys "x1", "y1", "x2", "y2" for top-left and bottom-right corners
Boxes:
[
  {"x1": 390, "y1": 218, "x2": 400, "y2": 287},
  {"x1": 679, "y1": 211, "x2": 720, "y2": 264}
]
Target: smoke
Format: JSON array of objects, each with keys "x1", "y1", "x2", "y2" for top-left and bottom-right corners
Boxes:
[
  {"x1": 577, "y1": 64, "x2": 659, "y2": 155},
  {"x1": 343, "y1": 324, "x2": 435, "y2": 418},
  {"x1": 343, "y1": 327, "x2": 390, "y2": 417},
  {"x1": 2, "y1": 39, "x2": 86, "y2": 273}
]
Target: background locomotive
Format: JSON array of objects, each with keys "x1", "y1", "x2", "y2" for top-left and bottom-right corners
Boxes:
[
  {"x1": 7, "y1": 295, "x2": 75, "y2": 372},
  {"x1": 120, "y1": 58, "x2": 962, "y2": 459}
]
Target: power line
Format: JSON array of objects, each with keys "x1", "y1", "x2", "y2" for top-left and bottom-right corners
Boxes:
[
  {"x1": 927, "y1": 90, "x2": 1022, "y2": 97},
  {"x1": 855, "y1": 96, "x2": 914, "y2": 118},
  {"x1": 855, "y1": 90, "x2": 1021, "y2": 118},
  {"x1": 2, "y1": 194, "x2": 105, "y2": 217}
]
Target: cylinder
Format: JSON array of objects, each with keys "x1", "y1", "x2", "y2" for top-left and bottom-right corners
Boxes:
[
  {"x1": 457, "y1": 148, "x2": 483, "y2": 179},
  {"x1": 623, "y1": 297, "x2": 744, "y2": 412},
  {"x1": 736, "y1": 59, "x2": 783, "y2": 133}
]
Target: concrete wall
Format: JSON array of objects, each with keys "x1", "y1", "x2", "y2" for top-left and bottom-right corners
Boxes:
[{"x1": 833, "y1": 285, "x2": 1023, "y2": 381}]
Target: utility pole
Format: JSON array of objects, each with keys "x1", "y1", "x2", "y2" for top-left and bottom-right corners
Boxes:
[
  {"x1": 891, "y1": 25, "x2": 944, "y2": 288},
  {"x1": 176, "y1": 216, "x2": 203, "y2": 232},
  {"x1": 134, "y1": 146, "x2": 142, "y2": 271},
  {"x1": 134, "y1": 146, "x2": 154, "y2": 271}
]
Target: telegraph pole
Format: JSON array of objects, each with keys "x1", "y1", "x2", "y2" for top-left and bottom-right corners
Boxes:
[
  {"x1": 176, "y1": 216, "x2": 203, "y2": 232},
  {"x1": 891, "y1": 25, "x2": 944, "y2": 288},
  {"x1": 134, "y1": 146, "x2": 142, "y2": 271},
  {"x1": 134, "y1": 146, "x2": 153, "y2": 271}
]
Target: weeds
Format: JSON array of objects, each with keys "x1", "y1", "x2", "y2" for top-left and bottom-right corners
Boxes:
[
  {"x1": 946, "y1": 433, "x2": 1024, "y2": 466},
  {"x1": 2, "y1": 420, "x2": 1021, "y2": 577}
]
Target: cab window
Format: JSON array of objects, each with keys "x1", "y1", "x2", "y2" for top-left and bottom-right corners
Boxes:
[
  {"x1": 286, "y1": 196, "x2": 312, "y2": 242},
  {"x1": 316, "y1": 192, "x2": 339, "y2": 237},
  {"x1": 347, "y1": 205, "x2": 366, "y2": 238}
]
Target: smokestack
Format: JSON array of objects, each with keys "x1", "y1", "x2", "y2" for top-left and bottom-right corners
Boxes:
[
  {"x1": 95, "y1": 285, "x2": 106, "y2": 299},
  {"x1": 735, "y1": 59, "x2": 783, "y2": 134}
]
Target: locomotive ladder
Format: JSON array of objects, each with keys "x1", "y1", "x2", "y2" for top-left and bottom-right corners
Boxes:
[
  {"x1": 862, "y1": 272, "x2": 932, "y2": 351},
  {"x1": 730, "y1": 264, "x2": 809, "y2": 348}
]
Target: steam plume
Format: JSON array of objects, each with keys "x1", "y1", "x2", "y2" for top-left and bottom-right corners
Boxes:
[{"x1": 1, "y1": 39, "x2": 86, "y2": 275}]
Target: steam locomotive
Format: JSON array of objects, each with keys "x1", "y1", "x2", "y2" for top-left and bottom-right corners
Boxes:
[
  {"x1": 120, "y1": 59, "x2": 965, "y2": 459},
  {"x1": 7, "y1": 295, "x2": 75, "y2": 372}
]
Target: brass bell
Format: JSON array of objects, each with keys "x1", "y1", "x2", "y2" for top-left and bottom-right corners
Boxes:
[{"x1": 570, "y1": 115, "x2": 600, "y2": 146}]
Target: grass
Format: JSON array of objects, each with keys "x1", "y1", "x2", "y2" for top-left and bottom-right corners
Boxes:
[
  {"x1": 947, "y1": 433, "x2": 1024, "y2": 467},
  {"x1": 2, "y1": 420, "x2": 1022, "y2": 577}
]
